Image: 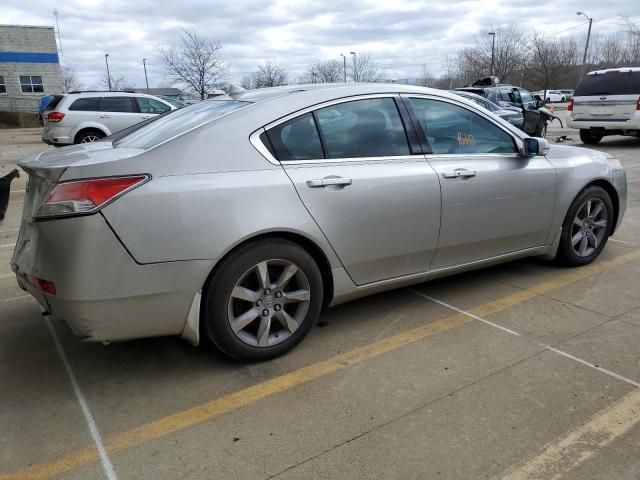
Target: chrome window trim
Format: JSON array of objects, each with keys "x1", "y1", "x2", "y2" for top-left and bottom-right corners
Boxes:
[
  {"x1": 251, "y1": 93, "x2": 417, "y2": 165},
  {"x1": 402, "y1": 93, "x2": 527, "y2": 150}
]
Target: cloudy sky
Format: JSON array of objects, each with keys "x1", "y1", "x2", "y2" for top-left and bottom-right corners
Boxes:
[{"x1": 2, "y1": 0, "x2": 638, "y2": 89}]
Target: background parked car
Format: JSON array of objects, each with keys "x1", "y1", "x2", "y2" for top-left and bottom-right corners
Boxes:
[
  {"x1": 451, "y1": 90, "x2": 524, "y2": 130},
  {"x1": 559, "y1": 89, "x2": 575, "y2": 100},
  {"x1": 456, "y1": 81, "x2": 547, "y2": 136},
  {"x1": 41, "y1": 92, "x2": 177, "y2": 146},
  {"x1": 533, "y1": 90, "x2": 567, "y2": 103},
  {"x1": 567, "y1": 67, "x2": 640, "y2": 144}
]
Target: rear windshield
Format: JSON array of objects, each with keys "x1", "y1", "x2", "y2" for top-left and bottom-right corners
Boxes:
[
  {"x1": 114, "y1": 100, "x2": 250, "y2": 149},
  {"x1": 575, "y1": 71, "x2": 640, "y2": 96},
  {"x1": 44, "y1": 95, "x2": 63, "y2": 111}
]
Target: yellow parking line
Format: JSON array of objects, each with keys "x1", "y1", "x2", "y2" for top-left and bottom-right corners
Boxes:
[
  {"x1": 3, "y1": 248, "x2": 640, "y2": 480},
  {"x1": 499, "y1": 388, "x2": 640, "y2": 480}
]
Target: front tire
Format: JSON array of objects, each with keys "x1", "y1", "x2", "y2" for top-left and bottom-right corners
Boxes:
[
  {"x1": 557, "y1": 186, "x2": 613, "y2": 266},
  {"x1": 579, "y1": 130, "x2": 603, "y2": 145},
  {"x1": 202, "y1": 238, "x2": 323, "y2": 361}
]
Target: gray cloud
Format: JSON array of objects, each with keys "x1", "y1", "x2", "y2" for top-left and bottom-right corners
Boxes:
[{"x1": 1, "y1": 0, "x2": 638, "y2": 88}]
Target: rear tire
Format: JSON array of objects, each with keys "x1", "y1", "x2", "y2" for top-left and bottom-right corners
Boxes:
[
  {"x1": 75, "y1": 129, "x2": 104, "y2": 144},
  {"x1": 579, "y1": 130, "x2": 603, "y2": 145},
  {"x1": 556, "y1": 186, "x2": 613, "y2": 266},
  {"x1": 202, "y1": 238, "x2": 323, "y2": 362}
]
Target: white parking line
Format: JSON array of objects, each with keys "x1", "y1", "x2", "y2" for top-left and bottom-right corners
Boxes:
[
  {"x1": 408, "y1": 289, "x2": 640, "y2": 389},
  {"x1": 0, "y1": 227, "x2": 19, "y2": 234},
  {"x1": 43, "y1": 315, "x2": 118, "y2": 480},
  {"x1": 609, "y1": 238, "x2": 638, "y2": 247},
  {"x1": 0, "y1": 294, "x2": 30, "y2": 304},
  {"x1": 0, "y1": 272, "x2": 15, "y2": 280},
  {"x1": 0, "y1": 242, "x2": 16, "y2": 249}
]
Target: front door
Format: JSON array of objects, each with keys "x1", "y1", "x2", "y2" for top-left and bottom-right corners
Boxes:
[
  {"x1": 407, "y1": 96, "x2": 557, "y2": 269},
  {"x1": 98, "y1": 96, "x2": 140, "y2": 134},
  {"x1": 267, "y1": 96, "x2": 442, "y2": 285}
]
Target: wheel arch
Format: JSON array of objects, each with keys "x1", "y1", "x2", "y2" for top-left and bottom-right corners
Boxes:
[
  {"x1": 585, "y1": 179, "x2": 620, "y2": 232},
  {"x1": 202, "y1": 230, "x2": 335, "y2": 309},
  {"x1": 73, "y1": 126, "x2": 109, "y2": 143}
]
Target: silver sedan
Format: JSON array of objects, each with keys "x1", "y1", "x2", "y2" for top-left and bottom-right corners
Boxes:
[{"x1": 11, "y1": 84, "x2": 627, "y2": 361}]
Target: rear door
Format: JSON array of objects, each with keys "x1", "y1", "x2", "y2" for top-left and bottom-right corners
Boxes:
[
  {"x1": 54, "y1": 96, "x2": 100, "y2": 131},
  {"x1": 98, "y1": 96, "x2": 140, "y2": 134},
  {"x1": 573, "y1": 70, "x2": 640, "y2": 122},
  {"x1": 268, "y1": 95, "x2": 442, "y2": 286}
]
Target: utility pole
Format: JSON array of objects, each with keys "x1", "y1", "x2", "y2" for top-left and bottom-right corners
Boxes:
[
  {"x1": 52, "y1": 9, "x2": 63, "y2": 56},
  {"x1": 105, "y1": 54, "x2": 111, "y2": 91},
  {"x1": 143, "y1": 58, "x2": 149, "y2": 89},
  {"x1": 340, "y1": 53, "x2": 347, "y2": 82},
  {"x1": 576, "y1": 11, "x2": 593, "y2": 84},
  {"x1": 488, "y1": 32, "x2": 496, "y2": 77},
  {"x1": 350, "y1": 51, "x2": 357, "y2": 82}
]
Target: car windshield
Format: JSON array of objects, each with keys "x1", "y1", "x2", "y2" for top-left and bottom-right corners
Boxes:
[
  {"x1": 575, "y1": 71, "x2": 640, "y2": 96},
  {"x1": 114, "y1": 99, "x2": 251, "y2": 149}
]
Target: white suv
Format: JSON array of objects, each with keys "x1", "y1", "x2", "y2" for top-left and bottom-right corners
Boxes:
[
  {"x1": 567, "y1": 67, "x2": 640, "y2": 144},
  {"x1": 42, "y1": 92, "x2": 177, "y2": 146}
]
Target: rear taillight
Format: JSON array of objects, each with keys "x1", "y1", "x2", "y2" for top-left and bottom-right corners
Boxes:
[
  {"x1": 26, "y1": 275, "x2": 57, "y2": 295},
  {"x1": 47, "y1": 112, "x2": 65, "y2": 123},
  {"x1": 567, "y1": 98, "x2": 573, "y2": 112},
  {"x1": 35, "y1": 175, "x2": 148, "y2": 219},
  {"x1": 636, "y1": 98, "x2": 640, "y2": 110}
]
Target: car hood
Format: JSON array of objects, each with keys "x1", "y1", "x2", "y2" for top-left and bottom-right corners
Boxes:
[{"x1": 19, "y1": 142, "x2": 145, "y2": 181}]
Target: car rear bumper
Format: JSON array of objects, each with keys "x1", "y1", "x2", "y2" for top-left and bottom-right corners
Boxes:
[
  {"x1": 567, "y1": 117, "x2": 640, "y2": 132},
  {"x1": 42, "y1": 125, "x2": 74, "y2": 145},
  {"x1": 11, "y1": 213, "x2": 213, "y2": 342}
]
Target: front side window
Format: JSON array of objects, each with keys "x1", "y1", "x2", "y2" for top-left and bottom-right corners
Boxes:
[
  {"x1": 409, "y1": 98, "x2": 517, "y2": 155},
  {"x1": 315, "y1": 98, "x2": 410, "y2": 159},
  {"x1": 136, "y1": 97, "x2": 171, "y2": 114},
  {"x1": 0, "y1": 76, "x2": 6, "y2": 94},
  {"x1": 266, "y1": 113, "x2": 323, "y2": 161},
  {"x1": 69, "y1": 97, "x2": 101, "y2": 111},
  {"x1": 519, "y1": 90, "x2": 536, "y2": 110},
  {"x1": 100, "y1": 97, "x2": 135, "y2": 113},
  {"x1": 20, "y1": 75, "x2": 43, "y2": 93}
]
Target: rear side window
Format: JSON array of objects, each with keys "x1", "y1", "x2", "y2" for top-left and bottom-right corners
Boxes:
[
  {"x1": 575, "y1": 71, "x2": 640, "y2": 96},
  {"x1": 69, "y1": 97, "x2": 100, "y2": 111},
  {"x1": 136, "y1": 97, "x2": 171, "y2": 114},
  {"x1": 44, "y1": 95, "x2": 63, "y2": 111},
  {"x1": 315, "y1": 98, "x2": 410, "y2": 158},
  {"x1": 410, "y1": 98, "x2": 516, "y2": 155},
  {"x1": 100, "y1": 97, "x2": 135, "y2": 113},
  {"x1": 267, "y1": 113, "x2": 324, "y2": 161}
]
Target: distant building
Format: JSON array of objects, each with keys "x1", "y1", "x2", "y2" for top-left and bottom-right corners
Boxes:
[{"x1": 0, "y1": 25, "x2": 64, "y2": 113}]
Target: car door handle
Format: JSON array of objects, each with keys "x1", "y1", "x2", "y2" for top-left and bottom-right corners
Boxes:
[
  {"x1": 99, "y1": 115, "x2": 111, "y2": 119},
  {"x1": 442, "y1": 169, "x2": 476, "y2": 178},
  {"x1": 306, "y1": 177, "x2": 352, "y2": 188},
  {"x1": 141, "y1": 115, "x2": 154, "y2": 119}
]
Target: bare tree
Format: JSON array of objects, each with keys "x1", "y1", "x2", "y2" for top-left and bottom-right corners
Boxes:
[
  {"x1": 62, "y1": 64, "x2": 81, "y2": 92},
  {"x1": 347, "y1": 53, "x2": 382, "y2": 82},
  {"x1": 101, "y1": 73, "x2": 134, "y2": 91},
  {"x1": 158, "y1": 29, "x2": 228, "y2": 99},
  {"x1": 526, "y1": 34, "x2": 578, "y2": 97},
  {"x1": 456, "y1": 24, "x2": 528, "y2": 84},
  {"x1": 306, "y1": 59, "x2": 343, "y2": 83},
  {"x1": 244, "y1": 61, "x2": 289, "y2": 88}
]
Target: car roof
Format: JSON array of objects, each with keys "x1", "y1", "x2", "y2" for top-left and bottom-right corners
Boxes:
[
  {"x1": 586, "y1": 67, "x2": 640, "y2": 75},
  {"x1": 229, "y1": 83, "x2": 469, "y2": 104},
  {"x1": 63, "y1": 91, "x2": 163, "y2": 99}
]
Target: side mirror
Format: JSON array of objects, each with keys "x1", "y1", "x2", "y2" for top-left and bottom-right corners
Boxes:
[{"x1": 521, "y1": 137, "x2": 550, "y2": 157}]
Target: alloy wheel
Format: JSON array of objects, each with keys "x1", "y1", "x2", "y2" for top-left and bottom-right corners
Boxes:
[
  {"x1": 80, "y1": 134, "x2": 100, "y2": 143},
  {"x1": 227, "y1": 259, "x2": 311, "y2": 347},
  {"x1": 571, "y1": 198, "x2": 608, "y2": 257}
]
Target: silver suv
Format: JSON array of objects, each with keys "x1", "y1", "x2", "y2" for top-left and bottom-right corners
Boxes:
[
  {"x1": 42, "y1": 92, "x2": 176, "y2": 146},
  {"x1": 568, "y1": 67, "x2": 640, "y2": 144}
]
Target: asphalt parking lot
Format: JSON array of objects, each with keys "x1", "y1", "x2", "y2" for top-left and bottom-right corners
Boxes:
[{"x1": 1, "y1": 127, "x2": 640, "y2": 480}]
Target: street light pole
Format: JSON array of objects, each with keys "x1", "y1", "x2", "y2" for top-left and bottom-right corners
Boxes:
[
  {"x1": 488, "y1": 32, "x2": 496, "y2": 77},
  {"x1": 104, "y1": 54, "x2": 111, "y2": 91},
  {"x1": 577, "y1": 11, "x2": 593, "y2": 65},
  {"x1": 350, "y1": 51, "x2": 356, "y2": 82},
  {"x1": 52, "y1": 9, "x2": 63, "y2": 56},
  {"x1": 143, "y1": 58, "x2": 149, "y2": 89},
  {"x1": 340, "y1": 53, "x2": 347, "y2": 82}
]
